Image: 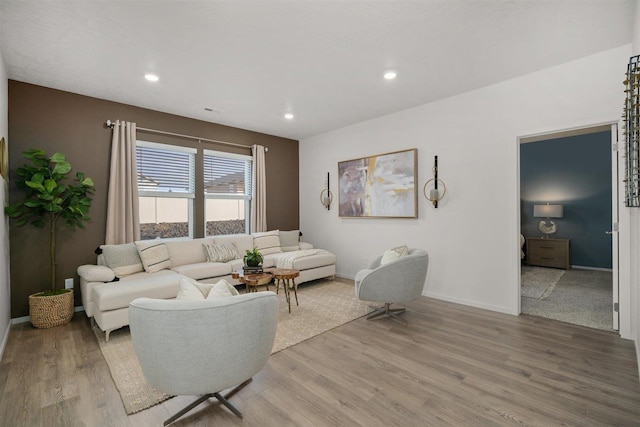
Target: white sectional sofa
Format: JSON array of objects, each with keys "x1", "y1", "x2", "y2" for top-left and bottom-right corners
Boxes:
[{"x1": 77, "y1": 230, "x2": 336, "y2": 339}]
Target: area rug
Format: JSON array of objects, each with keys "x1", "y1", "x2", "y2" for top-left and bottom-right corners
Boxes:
[
  {"x1": 521, "y1": 266, "x2": 565, "y2": 299},
  {"x1": 522, "y1": 268, "x2": 613, "y2": 331},
  {"x1": 95, "y1": 279, "x2": 369, "y2": 414}
]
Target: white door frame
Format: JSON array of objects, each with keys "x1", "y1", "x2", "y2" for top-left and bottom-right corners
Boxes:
[
  {"x1": 610, "y1": 123, "x2": 620, "y2": 330},
  {"x1": 516, "y1": 121, "x2": 627, "y2": 336}
]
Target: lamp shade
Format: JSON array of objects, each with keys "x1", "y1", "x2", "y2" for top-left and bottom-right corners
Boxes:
[{"x1": 533, "y1": 204, "x2": 563, "y2": 218}]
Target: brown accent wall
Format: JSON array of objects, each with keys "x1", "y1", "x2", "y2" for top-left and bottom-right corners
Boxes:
[{"x1": 7, "y1": 80, "x2": 299, "y2": 318}]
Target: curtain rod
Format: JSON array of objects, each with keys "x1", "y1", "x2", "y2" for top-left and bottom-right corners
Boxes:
[{"x1": 105, "y1": 119, "x2": 267, "y2": 152}]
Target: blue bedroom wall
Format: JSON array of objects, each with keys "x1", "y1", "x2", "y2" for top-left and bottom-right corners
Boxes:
[{"x1": 520, "y1": 131, "x2": 612, "y2": 269}]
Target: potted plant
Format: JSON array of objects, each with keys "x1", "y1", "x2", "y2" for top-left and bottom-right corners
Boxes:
[
  {"x1": 5, "y1": 148, "x2": 94, "y2": 328},
  {"x1": 243, "y1": 247, "x2": 263, "y2": 272}
]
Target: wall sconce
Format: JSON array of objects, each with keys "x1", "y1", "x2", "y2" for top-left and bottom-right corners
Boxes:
[
  {"x1": 423, "y1": 155, "x2": 447, "y2": 208},
  {"x1": 533, "y1": 203, "x2": 563, "y2": 238},
  {"x1": 320, "y1": 172, "x2": 333, "y2": 210}
]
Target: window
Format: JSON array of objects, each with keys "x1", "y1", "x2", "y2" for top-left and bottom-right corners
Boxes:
[
  {"x1": 203, "y1": 149, "x2": 252, "y2": 236},
  {"x1": 136, "y1": 141, "x2": 196, "y2": 239}
]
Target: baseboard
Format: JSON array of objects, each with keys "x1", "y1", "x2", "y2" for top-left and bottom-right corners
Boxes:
[
  {"x1": 11, "y1": 305, "x2": 85, "y2": 325},
  {"x1": 571, "y1": 265, "x2": 613, "y2": 272},
  {"x1": 423, "y1": 290, "x2": 518, "y2": 316},
  {"x1": 339, "y1": 272, "x2": 516, "y2": 316},
  {"x1": 636, "y1": 339, "x2": 640, "y2": 381},
  {"x1": 0, "y1": 320, "x2": 10, "y2": 362},
  {"x1": 336, "y1": 272, "x2": 355, "y2": 280},
  {"x1": 11, "y1": 315, "x2": 30, "y2": 325}
]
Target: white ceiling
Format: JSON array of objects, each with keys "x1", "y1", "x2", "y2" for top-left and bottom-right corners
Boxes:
[{"x1": 0, "y1": 1, "x2": 635, "y2": 140}]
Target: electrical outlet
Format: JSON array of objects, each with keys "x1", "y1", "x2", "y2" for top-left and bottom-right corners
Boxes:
[
  {"x1": 65, "y1": 278, "x2": 74, "y2": 289},
  {"x1": 363, "y1": 257, "x2": 368, "y2": 266}
]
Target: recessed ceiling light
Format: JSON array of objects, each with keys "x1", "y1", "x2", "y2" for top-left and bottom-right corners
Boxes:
[
  {"x1": 383, "y1": 71, "x2": 397, "y2": 80},
  {"x1": 145, "y1": 73, "x2": 159, "y2": 82},
  {"x1": 284, "y1": 113, "x2": 294, "y2": 120}
]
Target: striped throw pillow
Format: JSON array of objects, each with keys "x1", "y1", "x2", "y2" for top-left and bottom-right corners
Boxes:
[
  {"x1": 252, "y1": 230, "x2": 282, "y2": 255},
  {"x1": 135, "y1": 241, "x2": 172, "y2": 273},
  {"x1": 203, "y1": 243, "x2": 239, "y2": 263}
]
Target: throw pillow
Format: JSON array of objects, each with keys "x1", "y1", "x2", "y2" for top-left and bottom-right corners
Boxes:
[
  {"x1": 100, "y1": 243, "x2": 144, "y2": 276},
  {"x1": 135, "y1": 241, "x2": 172, "y2": 273},
  {"x1": 207, "y1": 279, "x2": 240, "y2": 299},
  {"x1": 176, "y1": 278, "x2": 209, "y2": 300},
  {"x1": 252, "y1": 230, "x2": 282, "y2": 255},
  {"x1": 177, "y1": 278, "x2": 220, "y2": 299},
  {"x1": 203, "y1": 243, "x2": 239, "y2": 263},
  {"x1": 279, "y1": 230, "x2": 300, "y2": 252},
  {"x1": 380, "y1": 245, "x2": 409, "y2": 265},
  {"x1": 176, "y1": 278, "x2": 240, "y2": 300}
]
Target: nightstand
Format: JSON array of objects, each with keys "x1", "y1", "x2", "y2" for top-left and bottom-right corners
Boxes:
[{"x1": 526, "y1": 237, "x2": 571, "y2": 269}]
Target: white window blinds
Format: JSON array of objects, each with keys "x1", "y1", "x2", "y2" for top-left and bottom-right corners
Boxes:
[
  {"x1": 203, "y1": 150, "x2": 252, "y2": 199},
  {"x1": 136, "y1": 141, "x2": 196, "y2": 197}
]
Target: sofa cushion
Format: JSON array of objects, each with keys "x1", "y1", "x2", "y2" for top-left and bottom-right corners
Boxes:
[
  {"x1": 299, "y1": 242, "x2": 313, "y2": 250},
  {"x1": 101, "y1": 243, "x2": 144, "y2": 276},
  {"x1": 165, "y1": 238, "x2": 211, "y2": 267},
  {"x1": 252, "y1": 230, "x2": 282, "y2": 255},
  {"x1": 171, "y1": 262, "x2": 233, "y2": 281},
  {"x1": 93, "y1": 270, "x2": 182, "y2": 312},
  {"x1": 135, "y1": 241, "x2": 172, "y2": 273},
  {"x1": 268, "y1": 250, "x2": 336, "y2": 270},
  {"x1": 214, "y1": 234, "x2": 254, "y2": 256},
  {"x1": 279, "y1": 230, "x2": 300, "y2": 252},
  {"x1": 203, "y1": 242, "x2": 239, "y2": 263},
  {"x1": 227, "y1": 258, "x2": 245, "y2": 272}
]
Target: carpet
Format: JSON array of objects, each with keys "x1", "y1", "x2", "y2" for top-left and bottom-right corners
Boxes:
[
  {"x1": 521, "y1": 268, "x2": 613, "y2": 331},
  {"x1": 95, "y1": 279, "x2": 369, "y2": 414},
  {"x1": 521, "y1": 266, "x2": 565, "y2": 299}
]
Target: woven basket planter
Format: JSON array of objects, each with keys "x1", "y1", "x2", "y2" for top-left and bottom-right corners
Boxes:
[{"x1": 28, "y1": 289, "x2": 74, "y2": 329}]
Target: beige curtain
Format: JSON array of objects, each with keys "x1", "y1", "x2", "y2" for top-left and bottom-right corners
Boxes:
[
  {"x1": 251, "y1": 144, "x2": 267, "y2": 232},
  {"x1": 105, "y1": 120, "x2": 140, "y2": 244}
]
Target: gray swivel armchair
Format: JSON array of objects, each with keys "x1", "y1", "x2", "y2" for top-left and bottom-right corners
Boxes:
[
  {"x1": 355, "y1": 248, "x2": 429, "y2": 322},
  {"x1": 129, "y1": 292, "x2": 278, "y2": 426}
]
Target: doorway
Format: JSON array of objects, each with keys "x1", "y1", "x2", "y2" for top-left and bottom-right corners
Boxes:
[{"x1": 518, "y1": 124, "x2": 619, "y2": 331}]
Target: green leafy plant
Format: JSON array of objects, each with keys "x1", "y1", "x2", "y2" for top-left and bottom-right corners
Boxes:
[
  {"x1": 4, "y1": 148, "x2": 94, "y2": 293},
  {"x1": 243, "y1": 247, "x2": 263, "y2": 267}
]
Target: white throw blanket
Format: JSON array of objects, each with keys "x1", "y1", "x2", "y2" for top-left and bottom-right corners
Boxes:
[{"x1": 277, "y1": 249, "x2": 327, "y2": 269}]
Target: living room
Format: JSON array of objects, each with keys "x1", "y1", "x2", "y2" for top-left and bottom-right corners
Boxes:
[{"x1": 1, "y1": 1, "x2": 640, "y2": 425}]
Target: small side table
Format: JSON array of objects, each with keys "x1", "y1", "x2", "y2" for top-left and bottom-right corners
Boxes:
[
  {"x1": 231, "y1": 271, "x2": 273, "y2": 293},
  {"x1": 526, "y1": 237, "x2": 571, "y2": 270},
  {"x1": 264, "y1": 268, "x2": 300, "y2": 313}
]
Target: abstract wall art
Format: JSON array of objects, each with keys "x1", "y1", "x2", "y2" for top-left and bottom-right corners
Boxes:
[{"x1": 338, "y1": 148, "x2": 417, "y2": 218}]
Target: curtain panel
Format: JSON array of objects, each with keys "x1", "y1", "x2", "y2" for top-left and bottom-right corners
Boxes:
[
  {"x1": 105, "y1": 120, "x2": 140, "y2": 244},
  {"x1": 250, "y1": 144, "x2": 267, "y2": 232}
]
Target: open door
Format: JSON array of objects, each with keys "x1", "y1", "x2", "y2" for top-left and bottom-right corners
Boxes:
[
  {"x1": 610, "y1": 123, "x2": 620, "y2": 331},
  {"x1": 519, "y1": 122, "x2": 620, "y2": 332}
]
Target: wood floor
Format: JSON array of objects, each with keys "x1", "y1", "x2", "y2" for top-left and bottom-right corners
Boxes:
[{"x1": 1, "y1": 296, "x2": 639, "y2": 426}]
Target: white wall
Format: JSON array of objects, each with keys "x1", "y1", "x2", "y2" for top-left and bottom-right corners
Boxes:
[
  {"x1": 0, "y1": 51, "x2": 10, "y2": 360},
  {"x1": 301, "y1": 46, "x2": 630, "y2": 320}
]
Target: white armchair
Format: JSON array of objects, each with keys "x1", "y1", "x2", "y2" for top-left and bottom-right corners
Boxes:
[
  {"x1": 355, "y1": 248, "x2": 429, "y2": 322},
  {"x1": 129, "y1": 292, "x2": 278, "y2": 425}
]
